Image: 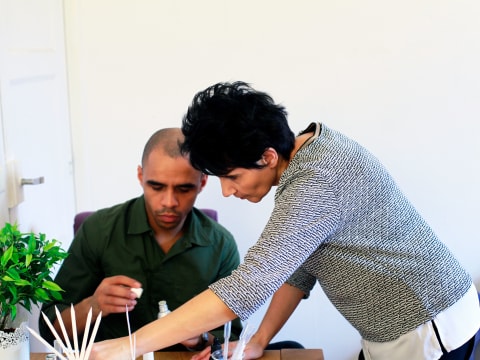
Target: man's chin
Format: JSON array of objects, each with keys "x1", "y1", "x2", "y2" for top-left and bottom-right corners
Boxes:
[{"x1": 156, "y1": 219, "x2": 181, "y2": 229}]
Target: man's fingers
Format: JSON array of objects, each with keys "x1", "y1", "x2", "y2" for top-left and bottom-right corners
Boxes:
[
  {"x1": 191, "y1": 346, "x2": 211, "y2": 360},
  {"x1": 92, "y1": 281, "x2": 138, "y2": 316},
  {"x1": 103, "y1": 275, "x2": 142, "y2": 289},
  {"x1": 103, "y1": 304, "x2": 136, "y2": 314}
]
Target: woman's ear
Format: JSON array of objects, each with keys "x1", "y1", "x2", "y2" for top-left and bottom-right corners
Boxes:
[{"x1": 261, "y1": 147, "x2": 279, "y2": 167}]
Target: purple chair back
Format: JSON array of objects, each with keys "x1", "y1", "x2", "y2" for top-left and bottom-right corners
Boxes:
[{"x1": 198, "y1": 208, "x2": 218, "y2": 222}]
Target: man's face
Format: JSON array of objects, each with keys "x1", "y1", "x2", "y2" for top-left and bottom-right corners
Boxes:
[{"x1": 137, "y1": 149, "x2": 207, "y2": 232}]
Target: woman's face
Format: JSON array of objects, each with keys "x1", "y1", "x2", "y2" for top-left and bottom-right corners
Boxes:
[
  {"x1": 219, "y1": 166, "x2": 277, "y2": 203},
  {"x1": 218, "y1": 148, "x2": 283, "y2": 203}
]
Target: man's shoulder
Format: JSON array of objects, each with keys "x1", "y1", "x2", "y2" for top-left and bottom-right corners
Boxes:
[
  {"x1": 190, "y1": 207, "x2": 236, "y2": 244},
  {"x1": 81, "y1": 197, "x2": 142, "y2": 232},
  {"x1": 95, "y1": 197, "x2": 140, "y2": 214}
]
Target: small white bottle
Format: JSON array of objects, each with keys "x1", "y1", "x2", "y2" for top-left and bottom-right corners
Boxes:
[
  {"x1": 142, "y1": 352, "x2": 154, "y2": 360},
  {"x1": 144, "y1": 302, "x2": 170, "y2": 360},
  {"x1": 158, "y1": 300, "x2": 171, "y2": 318}
]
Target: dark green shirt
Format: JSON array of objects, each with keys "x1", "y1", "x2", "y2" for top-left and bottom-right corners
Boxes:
[{"x1": 39, "y1": 196, "x2": 242, "y2": 349}]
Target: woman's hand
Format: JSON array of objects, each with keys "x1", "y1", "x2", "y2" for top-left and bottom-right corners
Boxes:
[
  {"x1": 190, "y1": 339, "x2": 265, "y2": 360},
  {"x1": 242, "y1": 340, "x2": 265, "y2": 360},
  {"x1": 191, "y1": 341, "x2": 239, "y2": 360},
  {"x1": 190, "y1": 343, "x2": 214, "y2": 360}
]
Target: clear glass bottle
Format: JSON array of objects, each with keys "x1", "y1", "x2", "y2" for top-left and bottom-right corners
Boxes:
[{"x1": 210, "y1": 337, "x2": 223, "y2": 360}]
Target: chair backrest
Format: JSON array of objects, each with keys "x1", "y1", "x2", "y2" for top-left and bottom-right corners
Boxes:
[
  {"x1": 198, "y1": 208, "x2": 218, "y2": 222},
  {"x1": 73, "y1": 208, "x2": 218, "y2": 234},
  {"x1": 73, "y1": 211, "x2": 94, "y2": 234}
]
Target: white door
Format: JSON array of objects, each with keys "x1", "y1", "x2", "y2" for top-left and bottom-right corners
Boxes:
[{"x1": 0, "y1": 0, "x2": 76, "y2": 352}]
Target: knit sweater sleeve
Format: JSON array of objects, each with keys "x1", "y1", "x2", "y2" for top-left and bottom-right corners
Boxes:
[{"x1": 209, "y1": 165, "x2": 341, "y2": 320}]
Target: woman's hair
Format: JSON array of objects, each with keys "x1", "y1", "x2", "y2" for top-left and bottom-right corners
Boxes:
[{"x1": 181, "y1": 81, "x2": 295, "y2": 176}]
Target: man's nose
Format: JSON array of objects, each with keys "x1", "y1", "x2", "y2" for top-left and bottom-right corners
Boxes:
[{"x1": 162, "y1": 190, "x2": 179, "y2": 207}]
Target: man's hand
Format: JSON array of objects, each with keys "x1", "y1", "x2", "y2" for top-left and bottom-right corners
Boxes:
[
  {"x1": 181, "y1": 332, "x2": 209, "y2": 350},
  {"x1": 88, "y1": 275, "x2": 142, "y2": 317},
  {"x1": 53, "y1": 275, "x2": 142, "y2": 340}
]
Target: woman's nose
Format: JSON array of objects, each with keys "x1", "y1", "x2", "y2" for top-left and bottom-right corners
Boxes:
[{"x1": 220, "y1": 178, "x2": 235, "y2": 197}]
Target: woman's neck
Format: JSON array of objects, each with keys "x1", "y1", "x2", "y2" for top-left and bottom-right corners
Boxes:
[{"x1": 275, "y1": 132, "x2": 315, "y2": 184}]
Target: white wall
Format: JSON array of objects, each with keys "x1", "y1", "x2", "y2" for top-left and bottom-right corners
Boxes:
[{"x1": 64, "y1": 1, "x2": 480, "y2": 359}]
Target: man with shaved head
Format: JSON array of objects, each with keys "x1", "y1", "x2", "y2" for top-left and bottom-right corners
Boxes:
[{"x1": 40, "y1": 128, "x2": 242, "y2": 351}]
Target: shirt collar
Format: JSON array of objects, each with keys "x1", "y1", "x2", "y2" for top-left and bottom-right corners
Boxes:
[
  {"x1": 186, "y1": 208, "x2": 213, "y2": 247},
  {"x1": 127, "y1": 196, "x2": 151, "y2": 235}
]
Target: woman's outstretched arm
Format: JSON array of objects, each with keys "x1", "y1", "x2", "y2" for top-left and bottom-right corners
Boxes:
[{"x1": 89, "y1": 289, "x2": 236, "y2": 360}]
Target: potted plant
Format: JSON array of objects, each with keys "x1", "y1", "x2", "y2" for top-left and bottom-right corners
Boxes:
[{"x1": 0, "y1": 222, "x2": 68, "y2": 359}]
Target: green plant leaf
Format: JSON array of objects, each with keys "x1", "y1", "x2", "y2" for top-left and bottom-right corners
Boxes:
[
  {"x1": 21, "y1": 299, "x2": 32, "y2": 312},
  {"x1": 27, "y1": 234, "x2": 36, "y2": 253},
  {"x1": 42, "y1": 280, "x2": 63, "y2": 291},
  {"x1": 25, "y1": 253, "x2": 32, "y2": 267},
  {"x1": 34, "y1": 288, "x2": 50, "y2": 301},
  {"x1": 6, "y1": 268, "x2": 20, "y2": 280},
  {"x1": 0, "y1": 222, "x2": 67, "y2": 329},
  {"x1": 8, "y1": 285, "x2": 18, "y2": 299},
  {"x1": 50, "y1": 291, "x2": 62, "y2": 300},
  {"x1": 14, "y1": 279, "x2": 30, "y2": 286},
  {"x1": 43, "y1": 241, "x2": 55, "y2": 252},
  {"x1": 1, "y1": 245, "x2": 13, "y2": 266},
  {"x1": 10, "y1": 305, "x2": 17, "y2": 320}
]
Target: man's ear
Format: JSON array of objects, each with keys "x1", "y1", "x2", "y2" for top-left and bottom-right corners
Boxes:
[
  {"x1": 137, "y1": 165, "x2": 143, "y2": 183},
  {"x1": 198, "y1": 173, "x2": 208, "y2": 193}
]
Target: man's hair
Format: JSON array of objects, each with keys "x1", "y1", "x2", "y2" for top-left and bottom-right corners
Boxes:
[
  {"x1": 142, "y1": 128, "x2": 184, "y2": 166},
  {"x1": 181, "y1": 81, "x2": 295, "y2": 176}
]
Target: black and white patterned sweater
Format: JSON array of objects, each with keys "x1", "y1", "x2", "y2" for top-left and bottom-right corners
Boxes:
[{"x1": 210, "y1": 123, "x2": 471, "y2": 342}]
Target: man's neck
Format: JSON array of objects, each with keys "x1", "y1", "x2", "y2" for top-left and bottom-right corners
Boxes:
[{"x1": 152, "y1": 220, "x2": 186, "y2": 254}]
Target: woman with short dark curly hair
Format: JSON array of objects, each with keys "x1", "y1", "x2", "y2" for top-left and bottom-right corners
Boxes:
[{"x1": 91, "y1": 82, "x2": 480, "y2": 360}]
